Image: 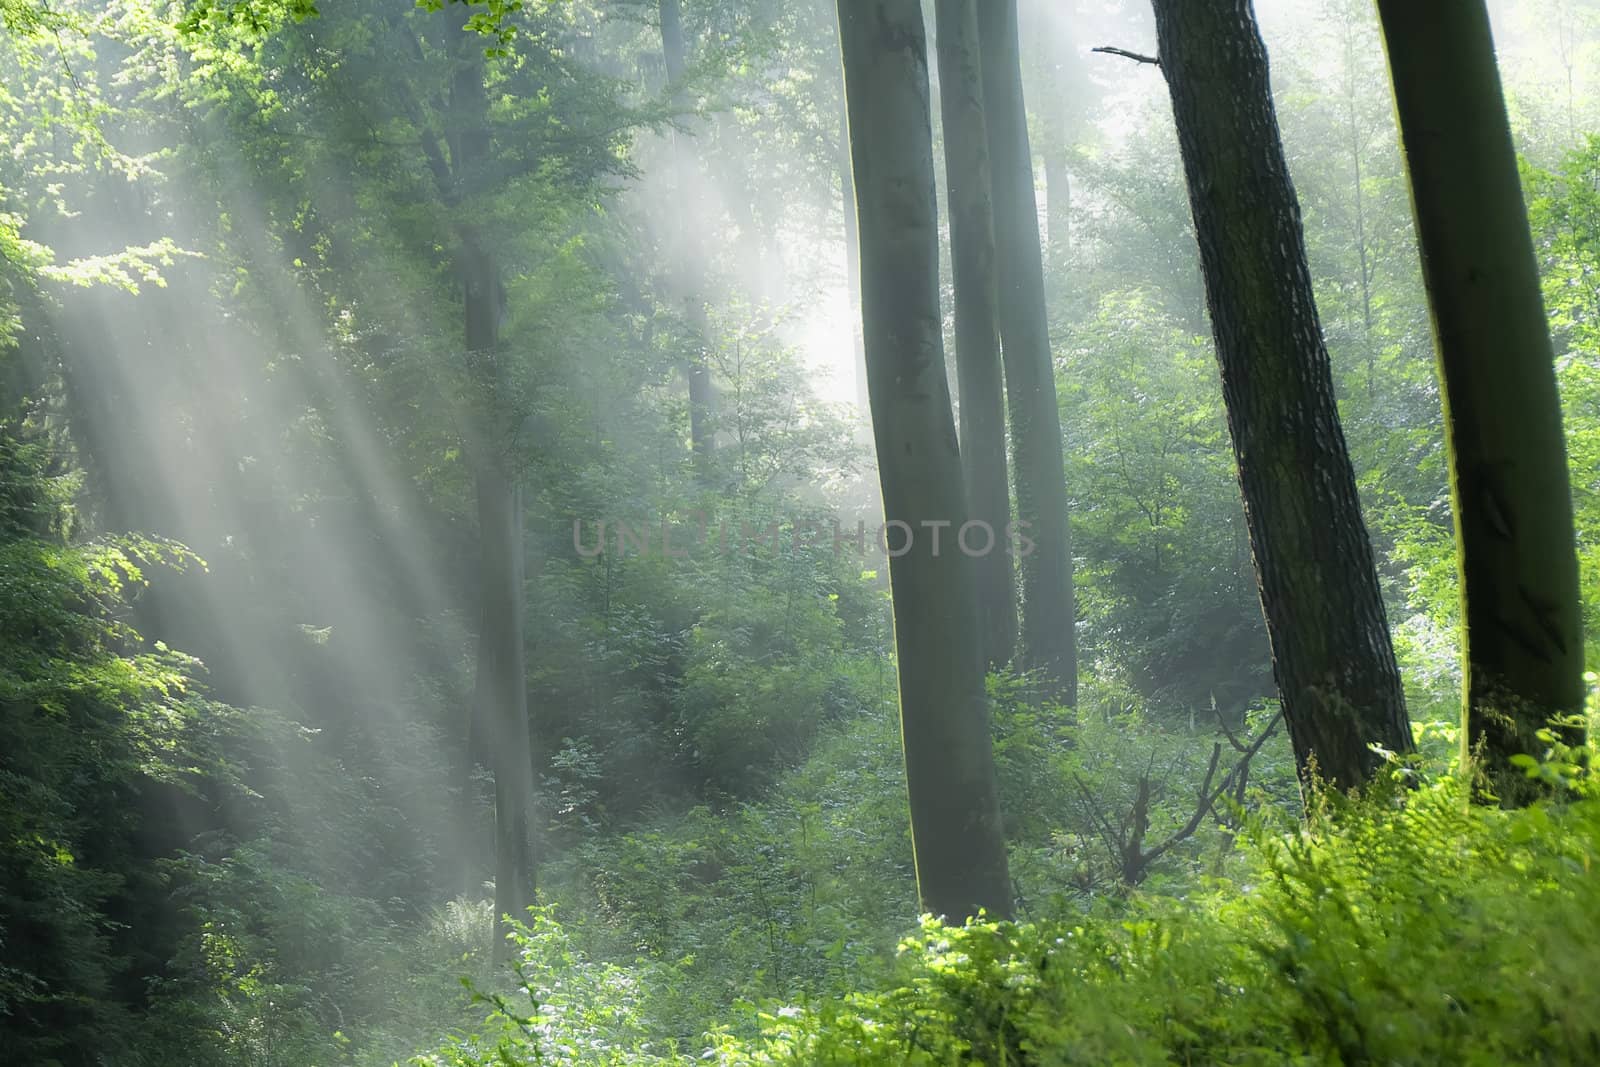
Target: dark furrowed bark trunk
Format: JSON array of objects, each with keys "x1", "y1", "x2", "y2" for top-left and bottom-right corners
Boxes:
[
  {"x1": 1375, "y1": 0, "x2": 1585, "y2": 805},
  {"x1": 836, "y1": 0, "x2": 1012, "y2": 922},
  {"x1": 976, "y1": 0, "x2": 1077, "y2": 704},
  {"x1": 934, "y1": 0, "x2": 1018, "y2": 672},
  {"x1": 1152, "y1": 0, "x2": 1412, "y2": 792}
]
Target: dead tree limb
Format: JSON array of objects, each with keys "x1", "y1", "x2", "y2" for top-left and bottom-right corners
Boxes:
[
  {"x1": 1092, "y1": 45, "x2": 1160, "y2": 67},
  {"x1": 1074, "y1": 711, "x2": 1284, "y2": 885}
]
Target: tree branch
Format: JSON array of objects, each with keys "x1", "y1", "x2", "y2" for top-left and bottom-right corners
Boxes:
[
  {"x1": 1215, "y1": 706, "x2": 1252, "y2": 753},
  {"x1": 1093, "y1": 46, "x2": 1161, "y2": 67},
  {"x1": 1127, "y1": 711, "x2": 1284, "y2": 879},
  {"x1": 1138, "y1": 742, "x2": 1221, "y2": 872}
]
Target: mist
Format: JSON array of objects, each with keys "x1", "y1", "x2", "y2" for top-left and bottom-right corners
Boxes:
[{"x1": 4, "y1": 0, "x2": 1600, "y2": 1064}]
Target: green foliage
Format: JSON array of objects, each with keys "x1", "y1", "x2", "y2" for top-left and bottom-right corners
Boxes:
[
  {"x1": 1060, "y1": 292, "x2": 1268, "y2": 716},
  {"x1": 1, "y1": 0, "x2": 48, "y2": 34},
  {"x1": 992, "y1": 677, "x2": 1297, "y2": 902},
  {"x1": 391, "y1": 676, "x2": 1304, "y2": 1065},
  {"x1": 177, "y1": 0, "x2": 322, "y2": 39},
  {"x1": 7, "y1": 2, "x2": 1600, "y2": 1066},
  {"x1": 414, "y1": 0, "x2": 529, "y2": 56},
  {"x1": 410, "y1": 768, "x2": 1600, "y2": 1066},
  {"x1": 0, "y1": 429, "x2": 219, "y2": 1065},
  {"x1": 36, "y1": 239, "x2": 193, "y2": 293},
  {"x1": 702, "y1": 776, "x2": 1600, "y2": 1066},
  {"x1": 669, "y1": 545, "x2": 856, "y2": 794},
  {"x1": 413, "y1": 906, "x2": 681, "y2": 1067},
  {"x1": 1529, "y1": 135, "x2": 1600, "y2": 664},
  {"x1": 565, "y1": 696, "x2": 914, "y2": 1034}
]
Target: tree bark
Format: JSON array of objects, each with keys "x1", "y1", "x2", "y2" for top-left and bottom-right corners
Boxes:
[
  {"x1": 660, "y1": 0, "x2": 716, "y2": 482},
  {"x1": 450, "y1": 18, "x2": 537, "y2": 957},
  {"x1": 835, "y1": 0, "x2": 1012, "y2": 922},
  {"x1": 934, "y1": 0, "x2": 1018, "y2": 672},
  {"x1": 976, "y1": 0, "x2": 1077, "y2": 704},
  {"x1": 1151, "y1": 0, "x2": 1412, "y2": 792},
  {"x1": 1375, "y1": 0, "x2": 1585, "y2": 805}
]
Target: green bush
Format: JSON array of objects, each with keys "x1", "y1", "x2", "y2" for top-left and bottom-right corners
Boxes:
[
  {"x1": 422, "y1": 765, "x2": 1600, "y2": 1067},
  {"x1": 708, "y1": 774, "x2": 1600, "y2": 1066}
]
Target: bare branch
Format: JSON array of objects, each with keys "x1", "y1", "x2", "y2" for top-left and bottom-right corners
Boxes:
[
  {"x1": 1127, "y1": 711, "x2": 1285, "y2": 879},
  {"x1": 1093, "y1": 45, "x2": 1161, "y2": 67},
  {"x1": 1215, "y1": 708, "x2": 1252, "y2": 753},
  {"x1": 1072, "y1": 773, "x2": 1126, "y2": 864}
]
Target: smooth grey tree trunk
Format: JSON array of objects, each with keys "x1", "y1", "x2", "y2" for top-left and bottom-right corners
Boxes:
[
  {"x1": 819, "y1": 0, "x2": 870, "y2": 414},
  {"x1": 835, "y1": 0, "x2": 1012, "y2": 922},
  {"x1": 1021, "y1": 0, "x2": 1078, "y2": 272},
  {"x1": 1375, "y1": 0, "x2": 1585, "y2": 805},
  {"x1": 934, "y1": 0, "x2": 1018, "y2": 672},
  {"x1": 976, "y1": 0, "x2": 1077, "y2": 704},
  {"x1": 660, "y1": 0, "x2": 717, "y2": 482},
  {"x1": 450, "y1": 17, "x2": 537, "y2": 958},
  {"x1": 1151, "y1": 0, "x2": 1412, "y2": 791},
  {"x1": 840, "y1": 95, "x2": 869, "y2": 416}
]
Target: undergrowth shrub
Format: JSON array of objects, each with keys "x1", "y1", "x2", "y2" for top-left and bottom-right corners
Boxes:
[
  {"x1": 707, "y1": 774, "x2": 1600, "y2": 1066},
  {"x1": 424, "y1": 765, "x2": 1600, "y2": 1066}
]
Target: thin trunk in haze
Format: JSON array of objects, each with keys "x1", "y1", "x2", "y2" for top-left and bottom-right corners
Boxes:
[
  {"x1": 1151, "y1": 0, "x2": 1412, "y2": 792},
  {"x1": 660, "y1": 0, "x2": 716, "y2": 483},
  {"x1": 840, "y1": 95, "x2": 869, "y2": 416},
  {"x1": 835, "y1": 0, "x2": 1013, "y2": 923},
  {"x1": 1022, "y1": 0, "x2": 1075, "y2": 273},
  {"x1": 976, "y1": 0, "x2": 1077, "y2": 704},
  {"x1": 1375, "y1": 0, "x2": 1585, "y2": 805},
  {"x1": 1336, "y1": 11, "x2": 1375, "y2": 393},
  {"x1": 821, "y1": 0, "x2": 869, "y2": 414},
  {"x1": 934, "y1": 0, "x2": 1018, "y2": 672},
  {"x1": 450, "y1": 18, "x2": 537, "y2": 957}
]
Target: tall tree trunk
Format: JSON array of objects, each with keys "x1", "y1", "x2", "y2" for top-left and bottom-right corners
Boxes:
[
  {"x1": 934, "y1": 0, "x2": 1018, "y2": 672},
  {"x1": 976, "y1": 0, "x2": 1077, "y2": 704},
  {"x1": 1021, "y1": 0, "x2": 1075, "y2": 273},
  {"x1": 1374, "y1": 0, "x2": 1585, "y2": 805},
  {"x1": 1151, "y1": 0, "x2": 1412, "y2": 791},
  {"x1": 451, "y1": 22, "x2": 536, "y2": 957},
  {"x1": 840, "y1": 95, "x2": 869, "y2": 415},
  {"x1": 472, "y1": 442, "x2": 535, "y2": 960},
  {"x1": 835, "y1": 0, "x2": 1012, "y2": 922},
  {"x1": 820, "y1": 0, "x2": 870, "y2": 414},
  {"x1": 660, "y1": 0, "x2": 716, "y2": 482}
]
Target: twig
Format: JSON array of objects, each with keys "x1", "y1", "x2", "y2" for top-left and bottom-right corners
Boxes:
[
  {"x1": 1073, "y1": 773, "x2": 1125, "y2": 861},
  {"x1": 1093, "y1": 45, "x2": 1161, "y2": 67}
]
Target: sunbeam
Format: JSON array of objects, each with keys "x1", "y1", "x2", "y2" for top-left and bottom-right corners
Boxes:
[{"x1": 4, "y1": 1, "x2": 1600, "y2": 1064}]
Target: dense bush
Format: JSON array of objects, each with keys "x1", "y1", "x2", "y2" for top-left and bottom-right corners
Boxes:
[
  {"x1": 422, "y1": 763, "x2": 1600, "y2": 1067},
  {"x1": 0, "y1": 431, "x2": 222, "y2": 1065}
]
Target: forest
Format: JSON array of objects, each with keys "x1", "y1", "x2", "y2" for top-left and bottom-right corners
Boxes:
[{"x1": 3, "y1": 0, "x2": 1600, "y2": 1063}]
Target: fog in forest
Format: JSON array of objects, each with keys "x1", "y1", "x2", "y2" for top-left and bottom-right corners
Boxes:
[{"x1": 5, "y1": 1, "x2": 1600, "y2": 1064}]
